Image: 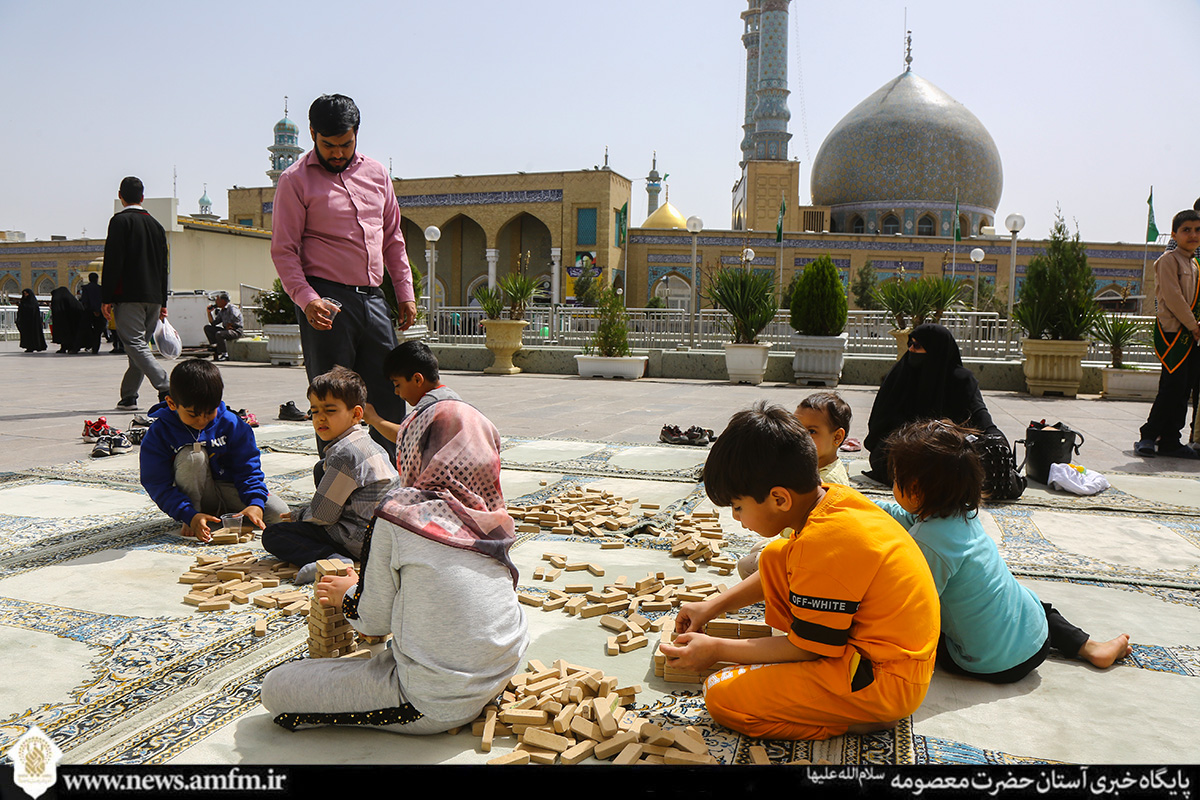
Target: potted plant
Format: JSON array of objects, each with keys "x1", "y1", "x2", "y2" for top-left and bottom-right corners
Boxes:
[
  {"x1": 480, "y1": 253, "x2": 538, "y2": 375},
  {"x1": 706, "y1": 266, "x2": 778, "y2": 385},
  {"x1": 575, "y1": 286, "x2": 647, "y2": 379},
  {"x1": 1093, "y1": 311, "x2": 1155, "y2": 400},
  {"x1": 1012, "y1": 211, "x2": 1099, "y2": 397},
  {"x1": 257, "y1": 278, "x2": 303, "y2": 366},
  {"x1": 874, "y1": 276, "x2": 923, "y2": 360},
  {"x1": 789, "y1": 255, "x2": 849, "y2": 386}
]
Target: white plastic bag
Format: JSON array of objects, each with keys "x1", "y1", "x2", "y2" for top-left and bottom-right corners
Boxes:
[
  {"x1": 153, "y1": 318, "x2": 182, "y2": 359},
  {"x1": 1047, "y1": 463, "x2": 1110, "y2": 496}
]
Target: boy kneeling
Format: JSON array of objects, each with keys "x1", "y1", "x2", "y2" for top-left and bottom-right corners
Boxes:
[
  {"x1": 262, "y1": 367, "x2": 397, "y2": 583},
  {"x1": 661, "y1": 402, "x2": 939, "y2": 740}
]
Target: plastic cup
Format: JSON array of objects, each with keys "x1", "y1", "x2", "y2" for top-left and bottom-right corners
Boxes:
[
  {"x1": 321, "y1": 297, "x2": 342, "y2": 320},
  {"x1": 221, "y1": 513, "x2": 244, "y2": 534}
]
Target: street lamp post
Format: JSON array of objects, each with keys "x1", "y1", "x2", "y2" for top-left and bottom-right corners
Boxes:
[
  {"x1": 742, "y1": 247, "x2": 755, "y2": 270},
  {"x1": 969, "y1": 247, "x2": 985, "y2": 309},
  {"x1": 686, "y1": 216, "x2": 703, "y2": 348},
  {"x1": 424, "y1": 225, "x2": 441, "y2": 337},
  {"x1": 1005, "y1": 213, "x2": 1025, "y2": 350}
]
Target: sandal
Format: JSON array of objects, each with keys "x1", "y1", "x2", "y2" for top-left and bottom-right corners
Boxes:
[
  {"x1": 238, "y1": 409, "x2": 259, "y2": 428},
  {"x1": 1133, "y1": 440, "x2": 1157, "y2": 458},
  {"x1": 840, "y1": 437, "x2": 862, "y2": 452}
]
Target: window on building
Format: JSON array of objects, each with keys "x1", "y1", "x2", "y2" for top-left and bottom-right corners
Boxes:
[
  {"x1": 576, "y1": 208, "x2": 597, "y2": 247},
  {"x1": 238, "y1": 219, "x2": 253, "y2": 227},
  {"x1": 882, "y1": 215, "x2": 900, "y2": 235},
  {"x1": 917, "y1": 215, "x2": 935, "y2": 236},
  {"x1": 851, "y1": 216, "x2": 865, "y2": 234}
]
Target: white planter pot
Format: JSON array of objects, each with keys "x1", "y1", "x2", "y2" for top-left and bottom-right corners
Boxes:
[
  {"x1": 1101, "y1": 366, "x2": 1159, "y2": 400},
  {"x1": 574, "y1": 354, "x2": 648, "y2": 380},
  {"x1": 263, "y1": 323, "x2": 303, "y2": 366},
  {"x1": 723, "y1": 343, "x2": 771, "y2": 385},
  {"x1": 1021, "y1": 338, "x2": 1089, "y2": 397},
  {"x1": 792, "y1": 332, "x2": 849, "y2": 387}
]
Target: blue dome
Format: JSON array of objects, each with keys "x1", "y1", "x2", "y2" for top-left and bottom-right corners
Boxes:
[{"x1": 274, "y1": 116, "x2": 300, "y2": 134}]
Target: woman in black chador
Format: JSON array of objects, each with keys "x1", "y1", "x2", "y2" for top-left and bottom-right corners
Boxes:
[
  {"x1": 863, "y1": 322, "x2": 1000, "y2": 485},
  {"x1": 16, "y1": 289, "x2": 47, "y2": 353},
  {"x1": 49, "y1": 286, "x2": 87, "y2": 354}
]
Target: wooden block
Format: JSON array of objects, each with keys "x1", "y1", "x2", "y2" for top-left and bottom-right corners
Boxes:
[
  {"x1": 605, "y1": 636, "x2": 619, "y2": 656},
  {"x1": 599, "y1": 541, "x2": 624, "y2": 550},
  {"x1": 280, "y1": 600, "x2": 308, "y2": 616},
  {"x1": 541, "y1": 596, "x2": 569, "y2": 611},
  {"x1": 197, "y1": 599, "x2": 230, "y2": 612},
  {"x1": 564, "y1": 583, "x2": 592, "y2": 594},
  {"x1": 595, "y1": 702, "x2": 619, "y2": 738},
  {"x1": 559, "y1": 739, "x2": 597, "y2": 765},
  {"x1": 593, "y1": 731, "x2": 638, "y2": 760},
  {"x1": 498, "y1": 708, "x2": 548, "y2": 726},
  {"x1": 613, "y1": 742, "x2": 644, "y2": 765},
  {"x1": 569, "y1": 716, "x2": 603, "y2": 742},
  {"x1": 486, "y1": 751, "x2": 530, "y2": 765},
  {"x1": 552, "y1": 703, "x2": 577, "y2": 734},
  {"x1": 663, "y1": 749, "x2": 717, "y2": 765},
  {"x1": 749, "y1": 745, "x2": 771, "y2": 765},
  {"x1": 598, "y1": 615, "x2": 628, "y2": 632},
  {"x1": 521, "y1": 727, "x2": 571, "y2": 753},
  {"x1": 252, "y1": 619, "x2": 267, "y2": 637},
  {"x1": 517, "y1": 592, "x2": 543, "y2": 608},
  {"x1": 586, "y1": 563, "x2": 605, "y2": 577},
  {"x1": 578, "y1": 603, "x2": 609, "y2": 619}
]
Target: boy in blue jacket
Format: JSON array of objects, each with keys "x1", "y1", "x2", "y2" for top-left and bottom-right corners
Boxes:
[{"x1": 140, "y1": 358, "x2": 290, "y2": 541}]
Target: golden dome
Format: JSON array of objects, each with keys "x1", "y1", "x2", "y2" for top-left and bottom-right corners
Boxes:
[{"x1": 642, "y1": 201, "x2": 688, "y2": 229}]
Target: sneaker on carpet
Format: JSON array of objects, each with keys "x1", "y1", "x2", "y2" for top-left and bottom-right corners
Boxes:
[
  {"x1": 126, "y1": 428, "x2": 146, "y2": 445},
  {"x1": 659, "y1": 424, "x2": 687, "y2": 445},
  {"x1": 237, "y1": 409, "x2": 259, "y2": 428},
  {"x1": 91, "y1": 435, "x2": 113, "y2": 458},
  {"x1": 83, "y1": 417, "x2": 109, "y2": 442},
  {"x1": 109, "y1": 431, "x2": 133, "y2": 454}
]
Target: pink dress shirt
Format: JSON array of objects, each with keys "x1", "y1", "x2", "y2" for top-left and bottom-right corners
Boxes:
[{"x1": 271, "y1": 149, "x2": 414, "y2": 310}]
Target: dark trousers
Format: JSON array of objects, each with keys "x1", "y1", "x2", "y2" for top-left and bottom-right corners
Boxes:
[
  {"x1": 938, "y1": 602, "x2": 1090, "y2": 684},
  {"x1": 204, "y1": 324, "x2": 242, "y2": 356},
  {"x1": 1140, "y1": 354, "x2": 1200, "y2": 451},
  {"x1": 261, "y1": 520, "x2": 352, "y2": 567},
  {"x1": 295, "y1": 277, "x2": 405, "y2": 462},
  {"x1": 85, "y1": 311, "x2": 106, "y2": 353}
]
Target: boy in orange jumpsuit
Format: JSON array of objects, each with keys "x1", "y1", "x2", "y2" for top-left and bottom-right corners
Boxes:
[{"x1": 661, "y1": 402, "x2": 940, "y2": 740}]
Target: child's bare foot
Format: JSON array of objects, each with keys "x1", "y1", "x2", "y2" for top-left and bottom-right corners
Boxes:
[
  {"x1": 1079, "y1": 634, "x2": 1131, "y2": 668},
  {"x1": 846, "y1": 719, "x2": 898, "y2": 735}
]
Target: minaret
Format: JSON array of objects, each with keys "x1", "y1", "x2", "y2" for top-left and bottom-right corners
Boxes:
[
  {"x1": 267, "y1": 97, "x2": 303, "y2": 186},
  {"x1": 739, "y1": 1, "x2": 762, "y2": 167},
  {"x1": 646, "y1": 153, "x2": 662, "y2": 217},
  {"x1": 751, "y1": 0, "x2": 792, "y2": 161},
  {"x1": 198, "y1": 184, "x2": 212, "y2": 216}
]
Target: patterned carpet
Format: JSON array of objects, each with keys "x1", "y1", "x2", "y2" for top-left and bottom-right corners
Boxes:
[{"x1": 0, "y1": 432, "x2": 1196, "y2": 765}]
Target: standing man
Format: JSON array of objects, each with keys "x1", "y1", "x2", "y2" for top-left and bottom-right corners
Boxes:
[
  {"x1": 78, "y1": 272, "x2": 106, "y2": 354},
  {"x1": 271, "y1": 94, "x2": 417, "y2": 459},
  {"x1": 101, "y1": 176, "x2": 170, "y2": 410},
  {"x1": 204, "y1": 291, "x2": 244, "y2": 362}
]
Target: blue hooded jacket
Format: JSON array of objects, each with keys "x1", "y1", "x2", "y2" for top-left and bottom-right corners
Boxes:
[{"x1": 139, "y1": 400, "x2": 270, "y2": 523}]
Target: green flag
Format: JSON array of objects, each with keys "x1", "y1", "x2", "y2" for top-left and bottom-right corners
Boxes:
[
  {"x1": 776, "y1": 196, "x2": 786, "y2": 243},
  {"x1": 616, "y1": 201, "x2": 628, "y2": 247},
  {"x1": 954, "y1": 197, "x2": 962, "y2": 242},
  {"x1": 1146, "y1": 187, "x2": 1159, "y2": 243}
]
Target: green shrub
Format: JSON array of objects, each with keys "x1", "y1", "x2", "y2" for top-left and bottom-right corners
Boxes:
[
  {"x1": 789, "y1": 255, "x2": 847, "y2": 336},
  {"x1": 706, "y1": 267, "x2": 778, "y2": 344},
  {"x1": 1013, "y1": 211, "x2": 1098, "y2": 340},
  {"x1": 589, "y1": 287, "x2": 631, "y2": 357}
]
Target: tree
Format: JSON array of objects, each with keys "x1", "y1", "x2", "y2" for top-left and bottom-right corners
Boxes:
[{"x1": 851, "y1": 261, "x2": 880, "y2": 310}]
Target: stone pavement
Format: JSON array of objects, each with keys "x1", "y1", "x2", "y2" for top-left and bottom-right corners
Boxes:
[{"x1": 2, "y1": 339, "x2": 1194, "y2": 480}]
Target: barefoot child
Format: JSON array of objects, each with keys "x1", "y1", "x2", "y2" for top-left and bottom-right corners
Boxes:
[
  {"x1": 139, "y1": 358, "x2": 289, "y2": 541},
  {"x1": 737, "y1": 391, "x2": 852, "y2": 578},
  {"x1": 261, "y1": 367, "x2": 397, "y2": 583},
  {"x1": 877, "y1": 419, "x2": 1131, "y2": 682},
  {"x1": 662, "y1": 402, "x2": 939, "y2": 741},
  {"x1": 261, "y1": 384, "x2": 528, "y2": 735}
]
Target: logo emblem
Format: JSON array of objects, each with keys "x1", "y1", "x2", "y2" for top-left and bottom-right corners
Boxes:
[{"x1": 9, "y1": 725, "x2": 62, "y2": 799}]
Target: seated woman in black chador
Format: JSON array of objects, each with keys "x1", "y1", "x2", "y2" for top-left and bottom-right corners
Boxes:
[{"x1": 863, "y1": 323, "x2": 1000, "y2": 485}]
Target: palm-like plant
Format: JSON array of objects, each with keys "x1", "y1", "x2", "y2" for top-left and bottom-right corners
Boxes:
[
  {"x1": 1092, "y1": 312, "x2": 1146, "y2": 369},
  {"x1": 473, "y1": 284, "x2": 505, "y2": 320},
  {"x1": 706, "y1": 267, "x2": 778, "y2": 344}
]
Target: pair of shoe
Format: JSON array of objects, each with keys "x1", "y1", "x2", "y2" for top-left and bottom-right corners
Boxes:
[
  {"x1": 279, "y1": 401, "x2": 309, "y2": 422},
  {"x1": 659, "y1": 424, "x2": 715, "y2": 446},
  {"x1": 92, "y1": 431, "x2": 133, "y2": 457},
  {"x1": 237, "y1": 409, "x2": 259, "y2": 428},
  {"x1": 130, "y1": 414, "x2": 154, "y2": 428},
  {"x1": 116, "y1": 397, "x2": 138, "y2": 410},
  {"x1": 126, "y1": 427, "x2": 147, "y2": 445},
  {"x1": 214, "y1": 353, "x2": 229, "y2": 362},
  {"x1": 1142, "y1": 441, "x2": 1200, "y2": 459}
]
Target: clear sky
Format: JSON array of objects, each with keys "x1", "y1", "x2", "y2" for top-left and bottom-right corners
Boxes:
[{"x1": 1, "y1": 0, "x2": 1196, "y2": 245}]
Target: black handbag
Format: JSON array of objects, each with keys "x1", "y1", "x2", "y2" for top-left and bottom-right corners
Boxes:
[
  {"x1": 968, "y1": 432, "x2": 1027, "y2": 501},
  {"x1": 1015, "y1": 421, "x2": 1084, "y2": 485}
]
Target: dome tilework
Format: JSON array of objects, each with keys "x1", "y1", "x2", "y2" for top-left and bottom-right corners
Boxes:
[{"x1": 810, "y1": 71, "x2": 1002, "y2": 212}]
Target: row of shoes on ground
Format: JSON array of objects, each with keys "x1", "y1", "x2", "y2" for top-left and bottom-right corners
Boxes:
[
  {"x1": 659, "y1": 424, "x2": 716, "y2": 446},
  {"x1": 82, "y1": 417, "x2": 122, "y2": 443},
  {"x1": 92, "y1": 431, "x2": 133, "y2": 457}
]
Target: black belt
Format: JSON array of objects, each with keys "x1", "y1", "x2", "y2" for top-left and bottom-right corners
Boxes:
[{"x1": 309, "y1": 276, "x2": 384, "y2": 297}]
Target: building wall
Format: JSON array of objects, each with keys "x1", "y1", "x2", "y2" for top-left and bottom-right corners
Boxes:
[
  {"x1": 0, "y1": 239, "x2": 106, "y2": 299},
  {"x1": 166, "y1": 222, "x2": 274, "y2": 304}
]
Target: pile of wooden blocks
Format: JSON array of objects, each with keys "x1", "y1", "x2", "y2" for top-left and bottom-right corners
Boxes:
[
  {"x1": 306, "y1": 559, "x2": 363, "y2": 659},
  {"x1": 653, "y1": 615, "x2": 776, "y2": 683},
  {"x1": 477, "y1": 659, "x2": 718, "y2": 765},
  {"x1": 670, "y1": 512, "x2": 736, "y2": 574},
  {"x1": 509, "y1": 487, "x2": 656, "y2": 539},
  {"x1": 178, "y1": 552, "x2": 298, "y2": 614},
  {"x1": 206, "y1": 522, "x2": 257, "y2": 546}
]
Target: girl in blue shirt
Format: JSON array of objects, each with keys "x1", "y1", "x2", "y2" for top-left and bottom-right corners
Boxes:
[{"x1": 874, "y1": 419, "x2": 1131, "y2": 683}]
